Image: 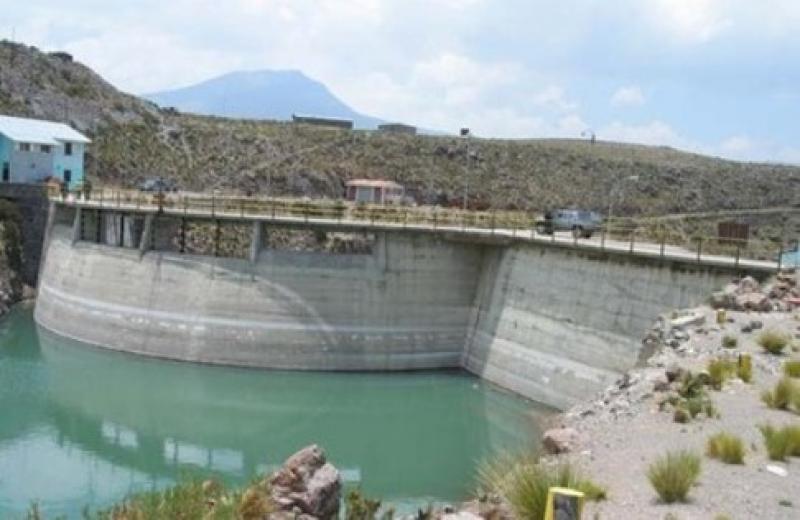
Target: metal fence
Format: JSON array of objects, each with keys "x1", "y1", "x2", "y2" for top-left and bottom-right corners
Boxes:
[{"x1": 52, "y1": 186, "x2": 786, "y2": 271}]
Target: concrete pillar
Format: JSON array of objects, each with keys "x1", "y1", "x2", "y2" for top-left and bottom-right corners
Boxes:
[
  {"x1": 71, "y1": 207, "x2": 82, "y2": 245},
  {"x1": 139, "y1": 214, "x2": 154, "y2": 258},
  {"x1": 250, "y1": 221, "x2": 262, "y2": 263}
]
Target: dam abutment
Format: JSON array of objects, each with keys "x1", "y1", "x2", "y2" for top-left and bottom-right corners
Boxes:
[{"x1": 35, "y1": 202, "x2": 765, "y2": 408}]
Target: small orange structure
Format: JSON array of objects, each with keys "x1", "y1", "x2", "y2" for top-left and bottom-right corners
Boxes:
[{"x1": 345, "y1": 179, "x2": 405, "y2": 204}]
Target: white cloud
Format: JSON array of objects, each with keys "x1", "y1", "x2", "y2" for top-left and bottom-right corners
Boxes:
[
  {"x1": 533, "y1": 86, "x2": 578, "y2": 112},
  {"x1": 717, "y1": 135, "x2": 754, "y2": 158},
  {"x1": 647, "y1": 0, "x2": 732, "y2": 44},
  {"x1": 611, "y1": 86, "x2": 646, "y2": 108}
]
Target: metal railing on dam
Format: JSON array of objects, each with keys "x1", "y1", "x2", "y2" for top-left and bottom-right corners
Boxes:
[{"x1": 49, "y1": 187, "x2": 785, "y2": 273}]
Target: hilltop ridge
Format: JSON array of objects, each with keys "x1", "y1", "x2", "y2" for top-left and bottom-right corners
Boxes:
[{"x1": 1, "y1": 40, "x2": 799, "y2": 216}]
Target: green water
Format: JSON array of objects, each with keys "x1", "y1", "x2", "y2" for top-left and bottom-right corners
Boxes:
[{"x1": 0, "y1": 307, "x2": 550, "y2": 518}]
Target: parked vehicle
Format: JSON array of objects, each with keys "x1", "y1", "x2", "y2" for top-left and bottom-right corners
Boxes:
[
  {"x1": 138, "y1": 177, "x2": 178, "y2": 192},
  {"x1": 534, "y1": 209, "x2": 603, "y2": 238}
]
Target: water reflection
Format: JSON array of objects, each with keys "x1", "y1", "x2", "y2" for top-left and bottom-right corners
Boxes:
[{"x1": 0, "y1": 309, "x2": 550, "y2": 517}]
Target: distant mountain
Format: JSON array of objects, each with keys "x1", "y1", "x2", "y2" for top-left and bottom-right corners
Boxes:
[{"x1": 145, "y1": 70, "x2": 384, "y2": 129}]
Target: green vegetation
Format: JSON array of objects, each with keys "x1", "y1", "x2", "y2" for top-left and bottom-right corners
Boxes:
[
  {"x1": 722, "y1": 335, "x2": 738, "y2": 349},
  {"x1": 53, "y1": 478, "x2": 275, "y2": 520},
  {"x1": 784, "y1": 360, "x2": 800, "y2": 378},
  {"x1": 477, "y1": 455, "x2": 605, "y2": 520},
  {"x1": 707, "y1": 358, "x2": 737, "y2": 390},
  {"x1": 758, "y1": 330, "x2": 789, "y2": 355},
  {"x1": 706, "y1": 432, "x2": 745, "y2": 464},
  {"x1": 759, "y1": 424, "x2": 800, "y2": 461},
  {"x1": 761, "y1": 377, "x2": 799, "y2": 412},
  {"x1": 663, "y1": 371, "x2": 720, "y2": 422},
  {"x1": 345, "y1": 489, "x2": 394, "y2": 520},
  {"x1": 647, "y1": 450, "x2": 701, "y2": 504},
  {"x1": 738, "y1": 355, "x2": 753, "y2": 383}
]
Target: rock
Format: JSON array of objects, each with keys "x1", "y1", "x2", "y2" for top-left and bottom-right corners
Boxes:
[
  {"x1": 750, "y1": 320, "x2": 764, "y2": 330},
  {"x1": 670, "y1": 312, "x2": 706, "y2": 330},
  {"x1": 542, "y1": 427, "x2": 582, "y2": 454},
  {"x1": 735, "y1": 292, "x2": 773, "y2": 312},
  {"x1": 295, "y1": 463, "x2": 341, "y2": 519},
  {"x1": 665, "y1": 364, "x2": 684, "y2": 382},
  {"x1": 21, "y1": 284, "x2": 36, "y2": 301},
  {"x1": 741, "y1": 324, "x2": 753, "y2": 334},
  {"x1": 766, "y1": 465, "x2": 788, "y2": 477},
  {"x1": 738, "y1": 276, "x2": 760, "y2": 293},
  {"x1": 270, "y1": 445, "x2": 341, "y2": 520}
]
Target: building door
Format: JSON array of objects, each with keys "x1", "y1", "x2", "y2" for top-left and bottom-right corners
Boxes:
[
  {"x1": 64, "y1": 169, "x2": 72, "y2": 187},
  {"x1": 2, "y1": 162, "x2": 8, "y2": 182}
]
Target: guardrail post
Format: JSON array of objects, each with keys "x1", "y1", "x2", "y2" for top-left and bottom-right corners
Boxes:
[
  {"x1": 696, "y1": 238, "x2": 702, "y2": 262},
  {"x1": 184, "y1": 196, "x2": 188, "y2": 215},
  {"x1": 403, "y1": 209, "x2": 408, "y2": 229},
  {"x1": 240, "y1": 199, "x2": 245, "y2": 218},
  {"x1": 117, "y1": 191, "x2": 120, "y2": 208},
  {"x1": 433, "y1": 210, "x2": 438, "y2": 230},
  {"x1": 629, "y1": 231, "x2": 635, "y2": 254},
  {"x1": 735, "y1": 243, "x2": 741, "y2": 268},
  {"x1": 601, "y1": 226, "x2": 606, "y2": 251},
  {"x1": 491, "y1": 211, "x2": 496, "y2": 235},
  {"x1": 777, "y1": 243, "x2": 783, "y2": 272},
  {"x1": 660, "y1": 234, "x2": 666, "y2": 258},
  {"x1": 211, "y1": 194, "x2": 216, "y2": 217}
]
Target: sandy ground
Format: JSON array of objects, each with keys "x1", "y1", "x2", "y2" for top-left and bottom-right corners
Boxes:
[{"x1": 555, "y1": 306, "x2": 800, "y2": 520}]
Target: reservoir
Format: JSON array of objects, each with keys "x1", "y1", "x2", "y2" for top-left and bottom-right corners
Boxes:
[{"x1": 0, "y1": 308, "x2": 550, "y2": 518}]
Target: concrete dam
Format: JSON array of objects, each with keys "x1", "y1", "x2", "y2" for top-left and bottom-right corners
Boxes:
[{"x1": 35, "y1": 202, "x2": 765, "y2": 409}]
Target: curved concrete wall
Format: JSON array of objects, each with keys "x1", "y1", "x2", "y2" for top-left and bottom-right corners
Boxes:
[
  {"x1": 35, "y1": 206, "x2": 740, "y2": 409},
  {"x1": 36, "y1": 219, "x2": 483, "y2": 371},
  {"x1": 463, "y1": 246, "x2": 733, "y2": 409}
]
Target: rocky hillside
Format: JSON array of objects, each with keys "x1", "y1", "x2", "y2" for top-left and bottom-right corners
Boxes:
[
  {"x1": 2, "y1": 40, "x2": 800, "y2": 216},
  {"x1": 0, "y1": 200, "x2": 23, "y2": 317}
]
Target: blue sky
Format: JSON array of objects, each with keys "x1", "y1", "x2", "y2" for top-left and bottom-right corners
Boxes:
[{"x1": 2, "y1": 0, "x2": 799, "y2": 163}]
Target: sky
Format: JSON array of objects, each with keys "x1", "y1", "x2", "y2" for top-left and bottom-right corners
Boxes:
[{"x1": 2, "y1": 0, "x2": 799, "y2": 163}]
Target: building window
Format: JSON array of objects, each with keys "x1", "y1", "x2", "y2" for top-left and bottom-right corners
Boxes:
[
  {"x1": 2, "y1": 162, "x2": 9, "y2": 182},
  {"x1": 18, "y1": 143, "x2": 31, "y2": 152},
  {"x1": 64, "y1": 142, "x2": 73, "y2": 156},
  {"x1": 40, "y1": 144, "x2": 52, "y2": 154}
]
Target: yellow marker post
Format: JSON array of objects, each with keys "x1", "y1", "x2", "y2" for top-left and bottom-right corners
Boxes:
[
  {"x1": 544, "y1": 487, "x2": 585, "y2": 520},
  {"x1": 716, "y1": 309, "x2": 727, "y2": 325}
]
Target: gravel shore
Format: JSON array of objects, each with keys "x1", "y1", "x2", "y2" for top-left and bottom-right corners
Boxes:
[{"x1": 551, "y1": 301, "x2": 800, "y2": 520}]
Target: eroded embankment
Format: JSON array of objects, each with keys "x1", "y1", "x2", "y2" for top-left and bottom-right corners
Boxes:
[{"x1": 35, "y1": 205, "x2": 741, "y2": 408}]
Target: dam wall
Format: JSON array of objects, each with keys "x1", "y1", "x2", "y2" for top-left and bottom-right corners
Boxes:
[
  {"x1": 35, "y1": 204, "x2": 754, "y2": 408},
  {"x1": 463, "y1": 246, "x2": 734, "y2": 409},
  {"x1": 36, "y1": 206, "x2": 482, "y2": 371}
]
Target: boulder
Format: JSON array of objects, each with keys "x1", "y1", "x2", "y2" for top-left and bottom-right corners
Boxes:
[
  {"x1": 735, "y1": 292, "x2": 773, "y2": 312},
  {"x1": 738, "y1": 276, "x2": 760, "y2": 294},
  {"x1": 270, "y1": 445, "x2": 341, "y2": 520},
  {"x1": 542, "y1": 427, "x2": 582, "y2": 454}
]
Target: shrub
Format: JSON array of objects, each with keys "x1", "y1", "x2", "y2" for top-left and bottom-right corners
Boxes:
[
  {"x1": 647, "y1": 450, "x2": 701, "y2": 504},
  {"x1": 673, "y1": 407, "x2": 690, "y2": 423},
  {"x1": 92, "y1": 478, "x2": 273, "y2": 519},
  {"x1": 706, "y1": 433, "x2": 745, "y2": 464},
  {"x1": 477, "y1": 455, "x2": 606, "y2": 520},
  {"x1": 677, "y1": 371, "x2": 706, "y2": 399},
  {"x1": 761, "y1": 378, "x2": 797, "y2": 411},
  {"x1": 784, "y1": 360, "x2": 800, "y2": 378},
  {"x1": 345, "y1": 489, "x2": 394, "y2": 520},
  {"x1": 759, "y1": 424, "x2": 796, "y2": 461},
  {"x1": 737, "y1": 355, "x2": 753, "y2": 383},
  {"x1": 707, "y1": 359, "x2": 736, "y2": 390},
  {"x1": 758, "y1": 331, "x2": 789, "y2": 355},
  {"x1": 722, "y1": 335, "x2": 738, "y2": 349}
]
